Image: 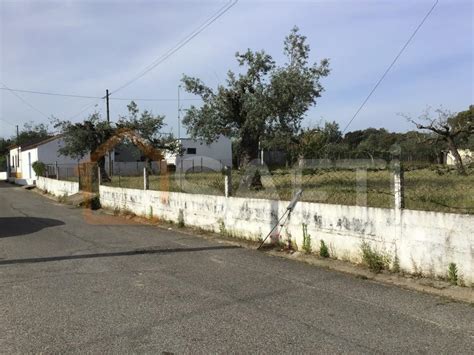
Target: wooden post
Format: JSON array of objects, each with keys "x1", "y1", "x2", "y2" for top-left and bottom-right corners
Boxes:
[
  {"x1": 97, "y1": 164, "x2": 101, "y2": 186},
  {"x1": 55, "y1": 161, "x2": 59, "y2": 180}
]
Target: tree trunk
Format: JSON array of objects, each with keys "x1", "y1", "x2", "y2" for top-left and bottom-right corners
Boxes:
[
  {"x1": 239, "y1": 135, "x2": 263, "y2": 189},
  {"x1": 446, "y1": 136, "x2": 466, "y2": 175},
  {"x1": 239, "y1": 136, "x2": 259, "y2": 169},
  {"x1": 99, "y1": 157, "x2": 111, "y2": 182}
]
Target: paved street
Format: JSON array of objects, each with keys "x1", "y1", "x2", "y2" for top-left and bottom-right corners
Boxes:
[{"x1": 0, "y1": 181, "x2": 473, "y2": 353}]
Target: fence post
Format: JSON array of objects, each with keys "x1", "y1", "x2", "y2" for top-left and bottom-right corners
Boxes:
[
  {"x1": 55, "y1": 161, "x2": 59, "y2": 180},
  {"x1": 180, "y1": 159, "x2": 184, "y2": 190},
  {"x1": 118, "y1": 162, "x2": 121, "y2": 187},
  {"x1": 224, "y1": 166, "x2": 232, "y2": 197},
  {"x1": 392, "y1": 163, "x2": 404, "y2": 211},
  {"x1": 201, "y1": 157, "x2": 203, "y2": 172},
  {"x1": 97, "y1": 164, "x2": 101, "y2": 186},
  {"x1": 143, "y1": 166, "x2": 149, "y2": 190}
]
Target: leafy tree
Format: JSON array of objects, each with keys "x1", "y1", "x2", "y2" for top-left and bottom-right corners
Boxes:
[
  {"x1": 53, "y1": 112, "x2": 114, "y2": 180},
  {"x1": 117, "y1": 101, "x2": 178, "y2": 164},
  {"x1": 450, "y1": 105, "x2": 474, "y2": 150},
  {"x1": 0, "y1": 137, "x2": 12, "y2": 171},
  {"x1": 16, "y1": 122, "x2": 50, "y2": 146},
  {"x1": 181, "y1": 27, "x2": 330, "y2": 167},
  {"x1": 405, "y1": 107, "x2": 473, "y2": 174},
  {"x1": 298, "y1": 121, "x2": 342, "y2": 159},
  {"x1": 54, "y1": 102, "x2": 173, "y2": 180}
]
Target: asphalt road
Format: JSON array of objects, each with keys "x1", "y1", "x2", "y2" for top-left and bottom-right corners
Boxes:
[{"x1": 0, "y1": 181, "x2": 473, "y2": 353}]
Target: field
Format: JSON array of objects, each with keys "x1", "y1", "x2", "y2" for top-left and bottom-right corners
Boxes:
[{"x1": 102, "y1": 166, "x2": 474, "y2": 214}]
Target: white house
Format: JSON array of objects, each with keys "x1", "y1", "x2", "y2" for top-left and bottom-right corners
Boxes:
[
  {"x1": 446, "y1": 149, "x2": 473, "y2": 166},
  {"x1": 164, "y1": 136, "x2": 232, "y2": 172},
  {"x1": 7, "y1": 136, "x2": 89, "y2": 185}
]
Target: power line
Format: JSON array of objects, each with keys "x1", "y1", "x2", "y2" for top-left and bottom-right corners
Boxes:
[
  {"x1": 0, "y1": 87, "x2": 200, "y2": 102},
  {"x1": 0, "y1": 87, "x2": 99, "y2": 99},
  {"x1": 109, "y1": 0, "x2": 238, "y2": 95},
  {"x1": 0, "y1": 117, "x2": 16, "y2": 127},
  {"x1": 340, "y1": 0, "x2": 439, "y2": 134},
  {"x1": 111, "y1": 97, "x2": 200, "y2": 102},
  {"x1": 1, "y1": 82, "x2": 50, "y2": 119}
]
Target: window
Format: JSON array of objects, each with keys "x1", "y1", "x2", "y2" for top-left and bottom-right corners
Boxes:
[{"x1": 186, "y1": 148, "x2": 197, "y2": 154}]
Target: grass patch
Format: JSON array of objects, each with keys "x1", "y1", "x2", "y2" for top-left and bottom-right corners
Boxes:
[{"x1": 99, "y1": 166, "x2": 473, "y2": 214}]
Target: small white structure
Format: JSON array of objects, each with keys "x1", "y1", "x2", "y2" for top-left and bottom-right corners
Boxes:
[
  {"x1": 165, "y1": 136, "x2": 232, "y2": 171},
  {"x1": 446, "y1": 149, "x2": 472, "y2": 166},
  {"x1": 7, "y1": 136, "x2": 88, "y2": 185}
]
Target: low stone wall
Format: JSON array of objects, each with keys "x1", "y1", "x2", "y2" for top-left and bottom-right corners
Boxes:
[
  {"x1": 37, "y1": 176, "x2": 79, "y2": 197},
  {"x1": 99, "y1": 185, "x2": 473, "y2": 285}
]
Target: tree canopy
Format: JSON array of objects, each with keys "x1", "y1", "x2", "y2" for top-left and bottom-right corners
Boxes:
[{"x1": 181, "y1": 27, "x2": 330, "y2": 166}]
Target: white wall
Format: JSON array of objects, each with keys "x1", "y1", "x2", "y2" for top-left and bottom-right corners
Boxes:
[
  {"x1": 20, "y1": 147, "x2": 39, "y2": 182},
  {"x1": 36, "y1": 176, "x2": 79, "y2": 197},
  {"x1": 99, "y1": 186, "x2": 474, "y2": 286},
  {"x1": 0, "y1": 172, "x2": 7, "y2": 180},
  {"x1": 446, "y1": 149, "x2": 473, "y2": 166},
  {"x1": 38, "y1": 138, "x2": 89, "y2": 165},
  {"x1": 9, "y1": 147, "x2": 20, "y2": 175},
  {"x1": 166, "y1": 136, "x2": 232, "y2": 169}
]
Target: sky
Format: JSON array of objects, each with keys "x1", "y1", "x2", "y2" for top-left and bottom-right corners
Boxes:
[{"x1": 0, "y1": 0, "x2": 472, "y2": 139}]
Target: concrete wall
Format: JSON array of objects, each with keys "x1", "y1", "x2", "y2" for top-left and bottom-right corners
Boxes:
[
  {"x1": 37, "y1": 176, "x2": 79, "y2": 197},
  {"x1": 0, "y1": 172, "x2": 7, "y2": 180},
  {"x1": 165, "y1": 136, "x2": 233, "y2": 168},
  {"x1": 99, "y1": 185, "x2": 474, "y2": 285}
]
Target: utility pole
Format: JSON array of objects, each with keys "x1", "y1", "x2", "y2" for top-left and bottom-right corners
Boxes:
[
  {"x1": 16, "y1": 125, "x2": 19, "y2": 144},
  {"x1": 106, "y1": 89, "x2": 110, "y2": 123},
  {"x1": 177, "y1": 84, "x2": 181, "y2": 139},
  {"x1": 105, "y1": 89, "x2": 111, "y2": 177}
]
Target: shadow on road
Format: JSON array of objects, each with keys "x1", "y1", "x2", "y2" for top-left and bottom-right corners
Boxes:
[
  {"x1": 0, "y1": 181, "x2": 16, "y2": 188},
  {"x1": 0, "y1": 217, "x2": 65, "y2": 238},
  {"x1": 0, "y1": 245, "x2": 240, "y2": 266}
]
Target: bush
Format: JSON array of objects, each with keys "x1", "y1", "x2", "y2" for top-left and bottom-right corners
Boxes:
[
  {"x1": 81, "y1": 195, "x2": 101, "y2": 210},
  {"x1": 360, "y1": 242, "x2": 390, "y2": 273},
  {"x1": 447, "y1": 263, "x2": 458, "y2": 285},
  {"x1": 302, "y1": 224, "x2": 311, "y2": 253},
  {"x1": 319, "y1": 240, "x2": 330, "y2": 258},
  {"x1": 32, "y1": 161, "x2": 46, "y2": 177}
]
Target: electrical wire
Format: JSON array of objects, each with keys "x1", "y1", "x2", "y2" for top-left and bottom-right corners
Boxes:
[
  {"x1": 109, "y1": 0, "x2": 238, "y2": 95},
  {"x1": 0, "y1": 87, "x2": 99, "y2": 99},
  {"x1": 1, "y1": 82, "x2": 50, "y2": 119},
  {"x1": 0, "y1": 87, "x2": 200, "y2": 102},
  {"x1": 340, "y1": 0, "x2": 439, "y2": 134}
]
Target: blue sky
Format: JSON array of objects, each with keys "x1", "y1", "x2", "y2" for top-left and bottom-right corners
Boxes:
[{"x1": 0, "y1": 0, "x2": 472, "y2": 139}]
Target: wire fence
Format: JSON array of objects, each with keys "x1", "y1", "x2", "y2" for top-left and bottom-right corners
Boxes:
[
  {"x1": 44, "y1": 163, "x2": 80, "y2": 182},
  {"x1": 45, "y1": 159, "x2": 473, "y2": 214}
]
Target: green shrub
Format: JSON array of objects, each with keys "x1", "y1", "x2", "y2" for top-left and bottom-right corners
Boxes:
[
  {"x1": 319, "y1": 240, "x2": 330, "y2": 258},
  {"x1": 32, "y1": 161, "x2": 46, "y2": 177},
  {"x1": 302, "y1": 224, "x2": 312, "y2": 253},
  {"x1": 82, "y1": 195, "x2": 101, "y2": 210},
  {"x1": 360, "y1": 242, "x2": 390, "y2": 273},
  {"x1": 447, "y1": 263, "x2": 458, "y2": 285}
]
